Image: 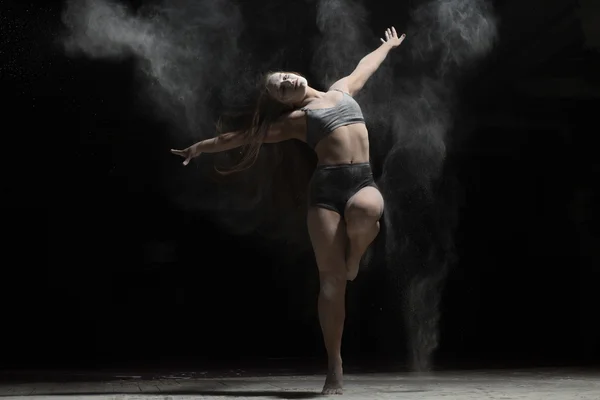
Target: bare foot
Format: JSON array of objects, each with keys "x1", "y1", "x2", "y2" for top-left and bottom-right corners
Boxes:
[
  {"x1": 360, "y1": 243, "x2": 374, "y2": 269},
  {"x1": 345, "y1": 245, "x2": 360, "y2": 281},
  {"x1": 321, "y1": 364, "x2": 344, "y2": 395},
  {"x1": 346, "y1": 244, "x2": 374, "y2": 281}
]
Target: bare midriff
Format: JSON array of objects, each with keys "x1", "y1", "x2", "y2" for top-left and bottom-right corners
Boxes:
[{"x1": 313, "y1": 123, "x2": 370, "y2": 166}]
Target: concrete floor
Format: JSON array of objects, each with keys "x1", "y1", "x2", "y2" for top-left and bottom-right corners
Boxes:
[{"x1": 0, "y1": 368, "x2": 598, "y2": 399}]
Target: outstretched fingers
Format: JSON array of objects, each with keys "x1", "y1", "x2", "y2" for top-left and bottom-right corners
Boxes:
[
  {"x1": 381, "y1": 27, "x2": 397, "y2": 43},
  {"x1": 381, "y1": 26, "x2": 406, "y2": 46},
  {"x1": 170, "y1": 149, "x2": 192, "y2": 166}
]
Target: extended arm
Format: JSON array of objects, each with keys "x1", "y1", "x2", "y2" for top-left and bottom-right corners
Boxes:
[
  {"x1": 191, "y1": 130, "x2": 246, "y2": 153},
  {"x1": 169, "y1": 131, "x2": 245, "y2": 165},
  {"x1": 331, "y1": 27, "x2": 406, "y2": 96},
  {"x1": 170, "y1": 111, "x2": 303, "y2": 165}
]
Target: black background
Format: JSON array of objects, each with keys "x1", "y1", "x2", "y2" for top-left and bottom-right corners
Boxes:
[{"x1": 1, "y1": 0, "x2": 598, "y2": 371}]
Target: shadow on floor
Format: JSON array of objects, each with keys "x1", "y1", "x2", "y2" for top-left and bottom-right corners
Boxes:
[
  {"x1": 1, "y1": 390, "x2": 320, "y2": 399},
  {"x1": 0, "y1": 389, "x2": 428, "y2": 398}
]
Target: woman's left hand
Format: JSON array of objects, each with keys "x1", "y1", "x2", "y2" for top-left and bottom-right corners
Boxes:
[{"x1": 381, "y1": 27, "x2": 406, "y2": 48}]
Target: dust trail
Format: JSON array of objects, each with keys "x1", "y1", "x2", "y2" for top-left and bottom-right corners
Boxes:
[
  {"x1": 311, "y1": 0, "x2": 371, "y2": 87},
  {"x1": 383, "y1": 0, "x2": 497, "y2": 371},
  {"x1": 61, "y1": 0, "x2": 245, "y2": 136},
  {"x1": 59, "y1": 0, "x2": 314, "y2": 247}
]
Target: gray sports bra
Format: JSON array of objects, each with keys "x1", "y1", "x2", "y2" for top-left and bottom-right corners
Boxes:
[{"x1": 301, "y1": 90, "x2": 366, "y2": 149}]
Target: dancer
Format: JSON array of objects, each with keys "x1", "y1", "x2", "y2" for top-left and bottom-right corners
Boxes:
[{"x1": 171, "y1": 27, "x2": 406, "y2": 395}]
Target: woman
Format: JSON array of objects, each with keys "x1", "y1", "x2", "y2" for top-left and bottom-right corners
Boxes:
[{"x1": 171, "y1": 27, "x2": 406, "y2": 394}]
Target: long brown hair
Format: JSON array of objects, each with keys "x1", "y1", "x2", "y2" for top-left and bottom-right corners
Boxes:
[
  {"x1": 213, "y1": 71, "x2": 316, "y2": 216},
  {"x1": 215, "y1": 71, "x2": 302, "y2": 175}
]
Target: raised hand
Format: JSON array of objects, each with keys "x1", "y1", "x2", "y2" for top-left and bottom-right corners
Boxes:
[
  {"x1": 170, "y1": 146, "x2": 199, "y2": 166},
  {"x1": 380, "y1": 26, "x2": 406, "y2": 48}
]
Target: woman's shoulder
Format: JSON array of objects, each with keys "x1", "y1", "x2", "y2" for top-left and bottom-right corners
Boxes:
[{"x1": 327, "y1": 78, "x2": 353, "y2": 96}]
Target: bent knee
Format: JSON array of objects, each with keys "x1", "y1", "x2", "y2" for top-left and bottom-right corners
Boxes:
[
  {"x1": 346, "y1": 204, "x2": 382, "y2": 222},
  {"x1": 345, "y1": 189, "x2": 384, "y2": 223},
  {"x1": 345, "y1": 205, "x2": 382, "y2": 236}
]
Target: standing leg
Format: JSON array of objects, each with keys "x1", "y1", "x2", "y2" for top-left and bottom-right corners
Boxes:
[
  {"x1": 344, "y1": 187, "x2": 385, "y2": 281},
  {"x1": 307, "y1": 206, "x2": 349, "y2": 395}
]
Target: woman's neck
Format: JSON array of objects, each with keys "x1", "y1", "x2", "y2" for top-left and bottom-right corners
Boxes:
[{"x1": 297, "y1": 86, "x2": 325, "y2": 108}]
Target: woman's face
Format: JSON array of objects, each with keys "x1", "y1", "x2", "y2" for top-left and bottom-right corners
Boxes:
[{"x1": 265, "y1": 72, "x2": 308, "y2": 104}]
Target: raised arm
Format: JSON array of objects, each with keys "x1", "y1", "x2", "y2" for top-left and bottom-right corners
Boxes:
[
  {"x1": 330, "y1": 27, "x2": 406, "y2": 96},
  {"x1": 170, "y1": 110, "x2": 304, "y2": 165}
]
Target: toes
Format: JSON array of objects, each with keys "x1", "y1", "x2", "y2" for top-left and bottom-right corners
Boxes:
[
  {"x1": 346, "y1": 269, "x2": 358, "y2": 281},
  {"x1": 321, "y1": 388, "x2": 344, "y2": 395},
  {"x1": 346, "y1": 258, "x2": 360, "y2": 281}
]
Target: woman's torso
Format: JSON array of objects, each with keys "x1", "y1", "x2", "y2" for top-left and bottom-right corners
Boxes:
[{"x1": 295, "y1": 90, "x2": 370, "y2": 166}]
